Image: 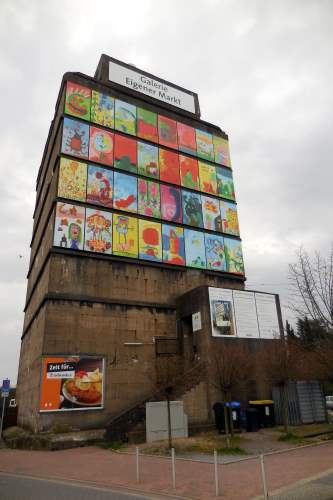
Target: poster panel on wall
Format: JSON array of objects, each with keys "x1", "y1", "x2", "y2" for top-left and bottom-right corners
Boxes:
[
  {"x1": 84, "y1": 208, "x2": 112, "y2": 254},
  {"x1": 199, "y1": 162, "x2": 217, "y2": 195},
  {"x1": 213, "y1": 136, "x2": 231, "y2": 167},
  {"x1": 179, "y1": 155, "x2": 199, "y2": 190},
  {"x1": 90, "y1": 91, "x2": 114, "y2": 128},
  {"x1": 115, "y1": 99, "x2": 136, "y2": 135},
  {"x1": 255, "y1": 293, "x2": 281, "y2": 339},
  {"x1": 137, "y1": 107, "x2": 158, "y2": 143},
  {"x1": 137, "y1": 142, "x2": 159, "y2": 179},
  {"x1": 138, "y1": 219, "x2": 162, "y2": 262},
  {"x1": 201, "y1": 195, "x2": 222, "y2": 232},
  {"x1": 89, "y1": 127, "x2": 114, "y2": 166},
  {"x1": 112, "y1": 214, "x2": 138, "y2": 258},
  {"x1": 62, "y1": 118, "x2": 89, "y2": 159},
  {"x1": 113, "y1": 172, "x2": 138, "y2": 213},
  {"x1": 53, "y1": 202, "x2": 85, "y2": 250},
  {"x1": 58, "y1": 158, "x2": 87, "y2": 202},
  {"x1": 40, "y1": 356, "x2": 104, "y2": 412},
  {"x1": 159, "y1": 149, "x2": 180, "y2": 185},
  {"x1": 138, "y1": 179, "x2": 161, "y2": 218},
  {"x1": 184, "y1": 229, "x2": 206, "y2": 269},
  {"x1": 216, "y1": 166, "x2": 235, "y2": 200},
  {"x1": 220, "y1": 200, "x2": 240, "y2": 236},
  {"x1": 162, "y1": 224, "x2": 185, "y2": 266},
  {"x1": 87, "y1": 165, "x2": 113, "y2": 208},
  {"x1": 65, "y1": 82, "x2": 91, "y2": 121},
  {"x1": 182, "y1": 190, "x2": 203, "y2": 228},
  {"x1": 114, "y1": 134, "x2": 137, "y2": 173},
  {"x1": 208, "y1": 287, "x2": 236, "y2": 337},
  {"x1": 224, "y1": 237, "x2": 244, "y2": 275},
  {"x1": 160, "y1": 185, "x2": 182, "y2": 223},
  {"x1": 233, "y1": 290, "x2": 260, "y2": 338},
  {"x1": 205, "y1": 233, "x2": 226, "y2": 271},
  {"x1": 196, "y1": 129, "x2": 214, "y2": 161},
  {"x1": 158, "y1": 115, "x2": 178, "y2": 149},
  {"x1": 177, "y1": 122, "x2": 197, "y2": 155}
]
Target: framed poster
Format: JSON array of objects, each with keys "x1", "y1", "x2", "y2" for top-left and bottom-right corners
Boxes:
[
  {"x1": 62, "y1": 118, "x2": 89, "y2": 159},
  {"x1": 114, "y1": 134, "x2": 137, "y2": 173},
  {"x1": 112, "y1": 214, "x2": 138, "y2": 258},
  {"x1": 87, "y1": 165, "x2": 113, "y2": 208},
  {"x1": 113, "y1": 172, "x2": 137, "y2": 213},
  {"x1": 255, "y1": 293, "x2": 281, "y2": 339},
  {"x1": 53, "y1": 202, "x2": 85, "y2": 250},
  {"x1": 91, "y1": 91, "x2": 114, "y2": 128},
  {"x1": 138, "y1": 219, "x2": 162, "y2": 262},
  {"x1": 208, "y1": 287, "x2": 236, "y2": 337},
  {"x1": 184, "y1": 229, "x2": 206, "y2": 269},
  {"x1": 58, "y1": 158, "x2": 87, "y2": 202},
  {"x1": 84, "y1": 208, "x2": 112, "y2": 254},
  {"x1": 40, "y1": 357, "x2": 104, "y2": 412},
  {"x1": 137, "y1": 107, "x2": 158, "y2": 143},
  {"x1": 233, "y1": 290, "x2": 260, "y2": 338},
  {"x1": 65, "y1": 82, "x2": 91, "y2": 121}
]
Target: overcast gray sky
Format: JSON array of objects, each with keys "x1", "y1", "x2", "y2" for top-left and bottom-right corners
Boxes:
[{"x1": 1, "y1": 0, "x2": 332, "y2": 384}]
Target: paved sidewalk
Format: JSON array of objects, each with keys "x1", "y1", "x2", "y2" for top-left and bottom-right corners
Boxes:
[{"x1": 0, "y1": 442, "x2": 332, "y2": 499}]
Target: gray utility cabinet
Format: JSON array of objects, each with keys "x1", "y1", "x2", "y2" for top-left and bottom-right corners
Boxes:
[{"x1": 272, "y1": 381, "x2": 327, "y2": 425}]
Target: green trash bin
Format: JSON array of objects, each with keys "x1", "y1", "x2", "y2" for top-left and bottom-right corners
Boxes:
[{"x1": 249, "y1": 400, "x2": 275, "y2": 427}]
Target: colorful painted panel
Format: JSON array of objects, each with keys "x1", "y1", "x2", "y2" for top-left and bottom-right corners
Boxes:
[
  {"x1": 224, "y1": 237, "x2": 244, "y2": 274},
  {"x1": 205, "y1": 233, "x2": 226, "y2": 271},
  {"x1": 177, "y1": 123, "x2": 197, "y2": 155},
  {"x1": 112, "y1": 214, "x2": 138, "y2": 258},
  {"x1": 220, "y1": 201, "x2": 240, "y2": 236},
  {"x1": 87, "y1": 165, "x2": 113, "y2": 208},
  {"x1": 138, "y1": 179, "x2": 161, "y2": 218},
  {"x1": 114, "y1": 134, "x2": 137, "y2": 173},
  {"x1": 179, "y1": 155, "x2": 199, "y2": 190},
  {"x1": 115, "y1": 100, "x2": 136, "y2": 136},
  {"x1": 182, "y1": 190, "x2": 203, "y2": 228},
  {"x1": 216, "y1": 166, "x2": 235, "y2": 201},
  {"x1": 65, "y1": 81, "x2": 91, "y2": 121},
  {"x1": 84, "y1": 208, "x2": 112, "y2": 254},
  {"x1": 58, "y1": 158, "x2": 87, "y2": 202},
  {"x1": 199, "y1": 162, "x2": 217, "y2": 195},
  {"x1": 213, "y1": 136, "x2": 231, "y2": 167},
  {"x1": 137, "y1": 142, "x2": 159, "y2": 179},
  {"x1": 91, "y1": 91, "x2": 114, "y2": 128},
  {"x1": 162, "y1": 224, "x2": 185, "y2": 266},
  {"x1": 159, "y1": 149, "x2": 180, "y2": 185},
  {"x1": 89, "y1": 127, "x2": 113, "y2": 166},
  {"x1": 160, "y1": 185, "x2": 182, "y2": 223},
  {"x1": 113, "y1": 172, "x2": 137, "y2": 213},
  {"x1": 184, "y1": 229, "x2": 206, "y2": 269},
  {"x1": 137, "y1": 108, "x2": 158, "y2": 143},
  {"x1": 54, "y1": 203, "x2": 85, "y2": 250},
  {"x1": 62, "y1": 118, "x2": 89, "y2": 159},
  {"x1": 196, "y1": 129, "x2": 214, "y2": 161},
  {"x1": 139, "y1": 219, "x2": 162, "y2": 262},
  {"x1": 158, "y1": 115, "x2": 178, "y2": 149},
  {"x1": 201, "y1": 196, "x2": 222, "y2": 232}
]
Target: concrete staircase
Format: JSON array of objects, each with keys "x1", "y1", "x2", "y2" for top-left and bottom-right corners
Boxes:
[{"x1": 106, "y1": 360, "x2": 206, "y2": 441}]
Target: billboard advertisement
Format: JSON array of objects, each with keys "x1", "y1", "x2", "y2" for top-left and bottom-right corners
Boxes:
[
  {"x1": 209, "y1": 287, "x2": 281, "y2": 339},
  {"x1": 40, "y1": 357, "x2": 104, "y2": 412}
]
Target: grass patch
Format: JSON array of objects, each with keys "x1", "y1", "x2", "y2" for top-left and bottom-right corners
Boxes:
[
  {"x1": 216, "y1": 446, "x2": 247, "y2": 455},
  {"x1": 100, "y1": 441, "x2": 124, "y2": 450},
  {"x1": 278, "y1": 433, "x2": 306, "y2": 445}
]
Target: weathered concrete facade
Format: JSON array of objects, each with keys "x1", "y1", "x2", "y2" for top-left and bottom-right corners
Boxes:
[{"x1": 17, "y1": 55, "x2": 247, "y2": 432}]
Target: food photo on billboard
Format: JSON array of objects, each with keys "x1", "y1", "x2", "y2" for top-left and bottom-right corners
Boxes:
[{"x1": 39, "y1": 357, "x2": 104, "y2": 412}]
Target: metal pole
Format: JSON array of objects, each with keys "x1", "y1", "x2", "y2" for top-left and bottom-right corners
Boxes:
[
  {"x1": 214, "y1": 449, "x2": 219, "y2": 496},
  {"x1": 171, "y1": 447, "x2": 176, "y2": 489},
  {"x1": 260, "y1": 454, "x2": 268, "y2": 499},
  {"x1": 135, "y1": 446, "x2": 140, "y2": 483},
  {"x1": 0, "y1": 397, "x2": 6, "y2": 440}
]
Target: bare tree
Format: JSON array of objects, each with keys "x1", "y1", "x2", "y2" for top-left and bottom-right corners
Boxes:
[
  {"x1": 209, "y1": 341, "x2": 254, "y2": 444},
  {"x1": 289, "y1": 245, "x2": 333, "y2": 329}
]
